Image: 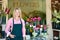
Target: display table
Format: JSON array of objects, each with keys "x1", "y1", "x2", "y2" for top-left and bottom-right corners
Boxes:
[{"x1": 26, "y1": 35, "x2": 48, "y2": 40}]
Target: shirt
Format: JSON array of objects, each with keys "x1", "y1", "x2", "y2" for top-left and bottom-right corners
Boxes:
[{"x1": 5, "y1": 18, "x2": 26, "y2": 37}]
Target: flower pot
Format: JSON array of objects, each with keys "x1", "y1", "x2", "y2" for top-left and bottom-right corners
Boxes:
[{"x1": 26, "y1": 28, "x2": 30, "y2": 35}]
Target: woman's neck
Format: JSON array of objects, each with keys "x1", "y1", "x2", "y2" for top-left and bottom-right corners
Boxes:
[{"x1": 14, "y1": 17, "x2": 20, "y2": 21}]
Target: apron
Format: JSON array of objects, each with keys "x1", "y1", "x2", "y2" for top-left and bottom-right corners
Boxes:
[{"x1": 10, "y1": 19, "x2": 23, "y2": 40}]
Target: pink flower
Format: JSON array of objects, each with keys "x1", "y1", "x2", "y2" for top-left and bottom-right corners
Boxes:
[
  {"x1": 44, "y1": 25, "x2": 47, "y2": 30},
  {"x1": 34, "y1": 27, "x2": 39, "y2": 31},
  {"x1": 37, "y1": 17, "x2": 41, "y2": 21},
  {"x1": 33, "y1": 17, "x2": 37, "y2": 21}
]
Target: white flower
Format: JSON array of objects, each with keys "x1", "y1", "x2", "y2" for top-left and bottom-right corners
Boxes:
[
  {"x1": 32, "y1": 31, "x2": 37, "y2": 37},
  {"x1": 56, "y1": 20, "x2": 60, "y2": 23}
]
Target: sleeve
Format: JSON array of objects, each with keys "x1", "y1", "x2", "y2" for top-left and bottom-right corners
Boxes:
[
  {"x1": 21, "y1": 18, "x2": 26, "y2": 37},
  {"x1": 5, "y1": 18, "x2": 12, "y2": 37}
]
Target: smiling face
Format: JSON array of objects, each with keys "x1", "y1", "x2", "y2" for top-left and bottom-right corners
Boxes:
[
  {"x1": 13, "y1": 8, "x2": 22, "y2": 18},
  {"x1": 14, "y1": 9, "x2": 20, "y2": 17}
]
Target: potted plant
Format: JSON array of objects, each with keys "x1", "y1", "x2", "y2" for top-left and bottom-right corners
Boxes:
[{"x1": 52, "y1": 9, "x2": 60, "y2": 29}]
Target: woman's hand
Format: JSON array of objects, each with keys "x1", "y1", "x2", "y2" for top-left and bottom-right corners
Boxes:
[{"x1": 9, "y1": 34, "x2": 15, "y2": 38}]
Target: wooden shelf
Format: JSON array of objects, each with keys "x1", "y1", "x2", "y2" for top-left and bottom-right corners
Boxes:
[
  {"x1": 53, "y1": 29, "x2": 60, "y2": 32},
  {"x1": 53, "y1": 30, "x2": 59, "y2": 40}
]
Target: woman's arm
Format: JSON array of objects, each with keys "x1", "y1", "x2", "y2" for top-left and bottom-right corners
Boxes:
[
  {"x1": 21, "y1": 19, "x2": 26, "y2": 37},
  {"x1": 5, "y1": 18, "x2": 12, "y2": 37}
]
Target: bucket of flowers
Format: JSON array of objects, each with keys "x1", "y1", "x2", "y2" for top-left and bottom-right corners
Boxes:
[
  {"x1": 25, "y1": 16, "x2": 41, "y2": 37},
  {"x1": 25, "y1": 16, "x2": 47, "y2": 40}
]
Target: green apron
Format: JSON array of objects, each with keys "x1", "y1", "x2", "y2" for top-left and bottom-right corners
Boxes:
[{"x1": 10, "y1": 19, "x2": 23, "y2": 40}]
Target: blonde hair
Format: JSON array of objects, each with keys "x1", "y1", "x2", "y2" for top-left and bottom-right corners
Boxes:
[{"x1": 13, "y1": 8, "x2": 22, "y2": 18}]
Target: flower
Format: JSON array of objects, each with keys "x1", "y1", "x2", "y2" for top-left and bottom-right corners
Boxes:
[
  {"x1": 37, "y1": 17, "x2": 41, "y2": 21},
  {"x1": 25, "y1": 16, "x2": 43, "y2": 37},
  {"x1": 30, "y1": 17, "x2": 33, "y2": 20},
  {"x1": 5, "y1": 8, "x2": 10, "y2": 14},
  {"x1": 36, "y1": 24, "x2": 41, "y2": 28},
  {"x1": 34, "y1": 27, "x2": 39, "y2": 31},
  {"x1": 30, "y1": 29, "x2": 33, "y2": 32},
  {"x1": 29, "y1": 18, "x2": 33, "y2": 22},
  {"x1": 27, "y1": 16, "x2": 41, "y2": 23},
  {"x1": 43, "y1": 25, "x2": 47, "y2": 30},
  {"x1": 26, "y1": 18, "x2": 33, "y2": 22},
  {"x1": 32, "y1": 17, "x2": 37, "y2": 22},
  {"x1": 26, "y1": 18, "x2": 30, "y2": 22}
]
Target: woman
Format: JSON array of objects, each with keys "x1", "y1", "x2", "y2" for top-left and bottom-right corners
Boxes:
[{"x1": 5, "y1": 8, "x2": 26, "y2": 40}]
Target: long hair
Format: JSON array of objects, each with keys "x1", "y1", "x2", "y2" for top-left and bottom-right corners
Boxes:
[{"x1": 13, "y1": 8, "x2": 22, "y2": 18}]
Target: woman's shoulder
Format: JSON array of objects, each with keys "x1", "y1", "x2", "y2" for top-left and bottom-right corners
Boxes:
[
  {"x1": 8, "y1": 18, "x2": 13, "y2": 21},
  {"x1": 21, "y1": 18, "x2": 25, "y2": 22},
  {"x1": 8, "y1": 18, "x2": 13, "y2": 22}
]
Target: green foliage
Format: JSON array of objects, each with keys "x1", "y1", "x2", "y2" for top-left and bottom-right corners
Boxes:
[
  {"x1": 23, "y1": 16, "x2": 28, "y2": 21},
  {"x1": 52, "y1": 10, "x2": 60, "y2": 23},
  {"x1": 25, "y1": 23, "x2": 30, "y2": 29}
]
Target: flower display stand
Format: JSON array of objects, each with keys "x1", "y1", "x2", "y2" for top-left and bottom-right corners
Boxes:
[
  {"x1": 25, "y1": 16, "x2": 47, "y2": 40},
  {"x1": 26, "y1": 35, "x2": 47, "y2": 40}
]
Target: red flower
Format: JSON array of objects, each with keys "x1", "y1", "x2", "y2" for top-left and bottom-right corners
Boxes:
[
  {"x1": 26, "y1": 18, "x2": 32, "y2": 22},
  {"x1": 5, "y1": 8, "x2": 10, "y2": 14},
  {"x1": 36, "y1": 24, "x2": 41, "y2": 28},
  {"x1": 5, "y1": 8, "x2": 7, "y2": 12}
]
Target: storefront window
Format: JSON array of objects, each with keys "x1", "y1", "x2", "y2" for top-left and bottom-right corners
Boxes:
[{"x1": 2, "y1": 15, "x2": 6, "y2": 24}]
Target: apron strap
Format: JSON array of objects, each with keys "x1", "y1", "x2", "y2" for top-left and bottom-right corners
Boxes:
[
  {"x1": 20, "y1": 19, "x2": 23, "y2": 27},
  {"x1": 13, "y1": 18, "x2": 14, "y2": 25},
  {"x1": 13, "y1": 18, "x2": 22, "y2": 25}
]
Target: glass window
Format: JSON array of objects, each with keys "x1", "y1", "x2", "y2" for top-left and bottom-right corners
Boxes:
[{"x1": 2, "y1": 15, "x2": 6, "y2": 24}]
